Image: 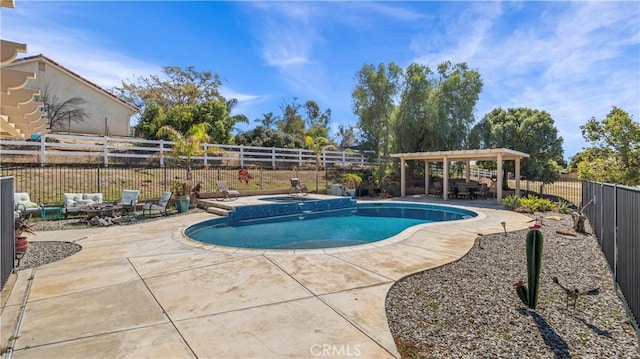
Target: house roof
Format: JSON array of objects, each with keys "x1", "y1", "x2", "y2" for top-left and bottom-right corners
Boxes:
[{"x1": 7, "y1": 54, "x2": 138, "y2": 113}]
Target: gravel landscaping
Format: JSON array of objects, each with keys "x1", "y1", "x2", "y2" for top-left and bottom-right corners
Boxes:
[{"x1": 386, "y1": 212, "x2": 640, "y2": 358}]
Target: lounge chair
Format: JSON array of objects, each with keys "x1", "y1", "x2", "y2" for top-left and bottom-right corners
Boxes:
[
  {"x1": 117, "y1": 189, "x2": 140, "y2": 213},
  {"x1": 216, "y1": 180, "x2": 240, "y2": 201},
  {"x1": 142, "y1": 191, "x2": 172, "y2": 217},
  {"x1": 289, "y1": 178, "x2": 308, "y2": 196},
  {"x1": 13, "y1": 192, "x2": 41, "y2": 217}
]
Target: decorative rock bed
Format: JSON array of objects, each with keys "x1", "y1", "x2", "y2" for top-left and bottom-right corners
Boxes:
[{"x1": 385, "y1": 212, "x2": 640, "y2": 357}]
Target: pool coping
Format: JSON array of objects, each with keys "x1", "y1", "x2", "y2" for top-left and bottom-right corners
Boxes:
[{"x1": 175, "y1": 199, "x2": 488, "y2": 255}]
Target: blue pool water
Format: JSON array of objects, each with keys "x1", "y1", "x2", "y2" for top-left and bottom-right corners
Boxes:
[{"x1": 186, "y1": 202, "x2": 476, "y2": 250}]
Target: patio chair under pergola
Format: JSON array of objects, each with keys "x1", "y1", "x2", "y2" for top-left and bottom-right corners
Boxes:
[{"x1": 391, "y1": 148, "x2": 530, "y2": 203}]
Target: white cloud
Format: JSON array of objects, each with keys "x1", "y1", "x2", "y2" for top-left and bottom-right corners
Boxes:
[
  {"x1": 2, "y1": 3, "x2": 160, "y2": 91},
  {"x1": 407, "y1": 2, "x2": 639, "y2": 158}
]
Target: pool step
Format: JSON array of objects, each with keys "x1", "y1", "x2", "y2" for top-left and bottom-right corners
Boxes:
[{"x1": 206, "y1": 206, "x2": 230, "y2": 217}]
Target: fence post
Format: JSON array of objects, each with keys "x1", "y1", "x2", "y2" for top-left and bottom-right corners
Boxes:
[
  {"x1": 163, "y1": 166, "x2": 167, "y2": 191},
  {"x1": 204, "y1": 144, "x2": 208, "y2": 167},
  {"x1": 613, "y1": 184, "x2": 618, "y2": 291},
  {"x1": 600, "y1": 183, "x2": 604, "y2": 247},
  {"x1": 240, "y1": 145, "x2": 244, "y2": 168},
  {"x1": 272, "y1": 149, "x2": 276, "y2": 170},
  {"x1": 259, "y1": 167, "x2": 263, "y2": 190},
  {"x1": 103, "y1": 136, "x2": 109, "y2": 168},
  {"x1": 40, "y1": 135, "x2": 46, "y2": 166},
  {"x1": 159, "y1": 140, "x2": 165, "y2": 167},
  {"x1": 97, "y1": 166, "x2": 101, "y2": 193}
]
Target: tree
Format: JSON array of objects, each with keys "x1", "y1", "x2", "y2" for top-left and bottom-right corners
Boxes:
[
  {"x1": 38, "y1": 84, "x2": 89, "y2": 131},
  {"x1": 156, "y1": 122, "x2": 211, "y2": 172},
  {"x1": 136, "y1": 98, "x2": 246, "y2": 142},
  {"x1": 235, "y1": 126, "x2": 305, "y2": 149},
  {"x1": 304, "y1": 135, "x2": 336, "y2": 170},
  {"x1": 575, "y1": 107, "x2": 640, "y2": 185},
  {"x1": 113, "y1": 66, "x2": 223, "y2": 113},
  {"x1": 193, "y1": 99, "x2": 248, "y2": 144},
  {"x1": 276, "y1": 98, "x2": 306, "y2": 139},
  {"x1": 335, "y1": 124, "x2": 357, "y2": 149},
  {"x1": 156, "y1": 122, "x2": 211, "y2": 207},
  {"x1": 114, "y1": 66, "x2": 246, "y2": 143},
  {"x1": 352, "y1": 63, "x2": 402, "y2": 160},
  {"x1": 255, "y1": 112, "x2": 278, "y2": 129},
  {"x1": 304, "y1": 100, "x2": 331, "y2": 138},
  {"x1": 394, "y1": 62, "x2": 482, "y2": 154},
  {"x1": 470, "y1": 108, "x2": 565, "y2": 186}
]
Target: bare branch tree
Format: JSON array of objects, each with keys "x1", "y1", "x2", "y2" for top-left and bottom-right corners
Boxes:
[{"x1": 38, "y1": 83, "x2": 89, "y2": 130}]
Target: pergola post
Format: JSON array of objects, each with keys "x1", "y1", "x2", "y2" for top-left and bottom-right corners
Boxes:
[
  {"x1": 425, "y1": 160, "x2": 430, "y2": 196},
  {"x1": 389, "y1": 149, "x2": 529, "y2": 203},
  {"x1": 443, "y1": 157, "x2": 449, "y2": 201},
  {"x1": 496, "y1": 153, "x2": 503, "y2": 204},
  {"x1": 400, "y1": 158, "x2": 406, "y2": 197},
  {"x1": 465, "y1": 159, "x2": 471, "y2": 183},
  {"x1": 515, "y1": 158, "x2": 521, "y2": 197}
]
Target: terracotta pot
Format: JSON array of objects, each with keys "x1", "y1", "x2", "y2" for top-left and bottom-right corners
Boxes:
[{"x1": 15, "y1": 236, "x2": 29, "y2": 254}]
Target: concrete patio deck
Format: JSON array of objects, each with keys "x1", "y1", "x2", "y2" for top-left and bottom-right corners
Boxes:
[{"x1": 1, "y1": 196, "x2": 531, "y2": 358}]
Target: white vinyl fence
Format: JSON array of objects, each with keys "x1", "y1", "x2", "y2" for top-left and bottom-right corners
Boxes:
[{"x1": 0, "y1": 133, "x2": 368, "y2": 169}]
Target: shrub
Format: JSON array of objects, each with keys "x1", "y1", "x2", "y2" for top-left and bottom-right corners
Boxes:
[
  {"x1": 556, "y1": 200, "x2": 573, "y2": 214},
  {"x1": 537, "y1": 198, "x2": 556, "y2": 212},
  {"x1": 502, "y1": 195, "x2": 521, "y2": 210},
  {"x1": 520, "y1": 194, "x2": 541, "y2": 212}
]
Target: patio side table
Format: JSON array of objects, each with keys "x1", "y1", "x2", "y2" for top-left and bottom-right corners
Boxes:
[{"x1": 41, "y1": 206, "x2": 62, "y2": 220}]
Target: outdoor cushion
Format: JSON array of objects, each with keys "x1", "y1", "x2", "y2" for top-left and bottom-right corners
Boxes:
[
  {"x1": 83, "y1": 193, "x2": 103, "y2": 203},
  {"x1": 14, "y1": 192, "x2": 39, "y2": 211},
  {"x1": 63, "y1": 193, "x2": 83, "y2": 208},
  {"x1": 16, "y1": 200, "x2": 39, "y2": 209}
]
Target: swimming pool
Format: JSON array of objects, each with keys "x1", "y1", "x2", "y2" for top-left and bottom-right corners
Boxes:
[{"x1": 185, "y1": 202, "x2": 477, "y2": 250}]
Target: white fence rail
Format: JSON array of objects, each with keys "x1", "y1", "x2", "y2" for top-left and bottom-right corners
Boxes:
[{"x1": 0, "y1": 133, "x2": 368, "y2": 169}]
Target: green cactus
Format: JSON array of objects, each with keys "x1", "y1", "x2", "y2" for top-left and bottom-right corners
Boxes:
[{"x1": 514, "y1": 227, "x2": 544, "y2": 309}]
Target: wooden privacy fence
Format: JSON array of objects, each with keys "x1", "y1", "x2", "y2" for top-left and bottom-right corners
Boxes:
[
  {"x1": 583, "y1": 181, "x2": 640, "y2": 340},
  {"x1": 0, "y1": 133, "x2": 368, "y2": 169}
]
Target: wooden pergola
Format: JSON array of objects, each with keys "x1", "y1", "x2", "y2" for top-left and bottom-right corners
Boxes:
[{"x1": 390, "y1": 148, "x2": 530, "y2": 203}]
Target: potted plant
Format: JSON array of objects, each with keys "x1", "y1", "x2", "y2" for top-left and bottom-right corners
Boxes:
[
  {"x1": 15, "y1": 215, "x2": 36, "y2": 262},
  {"x1": 341, "y1": 173, "x2": 363, "y2": 199},
  {"x1": 171, "y1": 180, "x2": 191, "y2": 213},
  {"x1": 157, "y1": 123, "x2": 211, "y2": 210}
]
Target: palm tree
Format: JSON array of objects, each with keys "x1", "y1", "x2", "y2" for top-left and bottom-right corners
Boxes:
[
  {"x1": 157, "y1": 123, "x2": 210, "y2": 207},
  {"x1": 254, "y1": 112, "x2": 277, "y2": 129},
  {"x1": 156, "y1": 122, "x2": 211, "y2": 172},
  {"x1": 304, "y1": 135, "x2": 336, "y2": 170}
]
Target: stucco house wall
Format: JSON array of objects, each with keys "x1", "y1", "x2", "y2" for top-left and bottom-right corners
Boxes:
[{"x1": 5, "y1": 55, "x2": 136, "y2": 137}]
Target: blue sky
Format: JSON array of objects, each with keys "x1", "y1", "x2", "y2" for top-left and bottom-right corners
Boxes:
[{"x1": 2, "y1": 1, "x2": 639, "y2": 160}]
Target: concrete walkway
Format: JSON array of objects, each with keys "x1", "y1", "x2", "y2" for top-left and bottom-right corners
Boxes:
[{"x1": 1, "y1": 197, "x2": 531, "y2": 358}]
